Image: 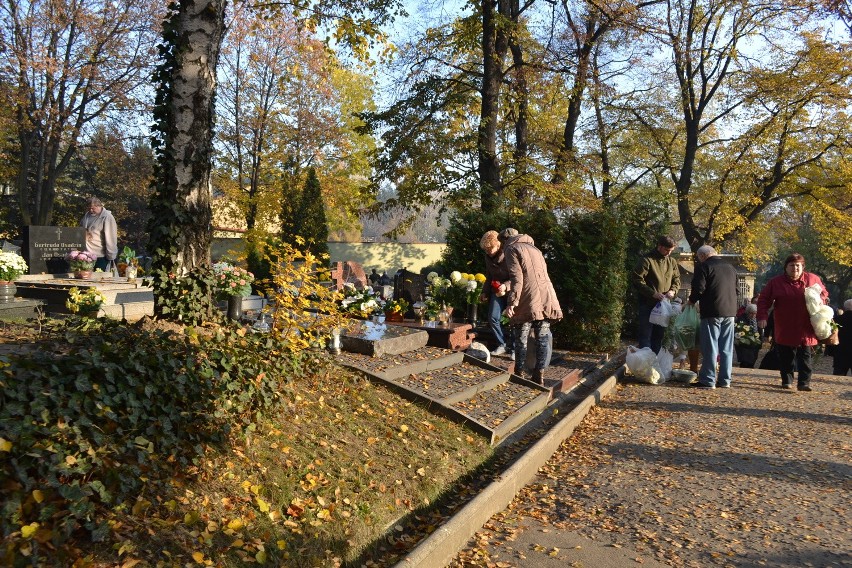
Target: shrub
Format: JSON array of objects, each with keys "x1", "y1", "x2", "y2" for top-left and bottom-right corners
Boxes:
[{"x1": 550, "y1": 209, "x2": 628, "y2": 351}]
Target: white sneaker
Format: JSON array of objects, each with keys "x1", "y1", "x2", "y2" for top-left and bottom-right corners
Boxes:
[
  {"x1": 509, "y1": 352, "x2": 515, "y2": 361},
  {"x1": 490, "y1": 345, "x2": 507, "y2": 356}
]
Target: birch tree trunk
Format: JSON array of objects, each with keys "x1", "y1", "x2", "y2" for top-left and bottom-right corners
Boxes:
[{"x1": 149, "y1": 0, "x2": 226, "y2": 277}]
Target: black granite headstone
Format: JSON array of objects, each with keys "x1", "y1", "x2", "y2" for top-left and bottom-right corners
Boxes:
[
  {"x1": 22, "y1": 226, "x2": 86, "y2": 274},
  {"x1": 393, "y1": 269, "x2": 425, "y2": 316}
]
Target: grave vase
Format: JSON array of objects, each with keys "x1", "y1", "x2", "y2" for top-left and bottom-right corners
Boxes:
[
  {"x1": 75, "y1": 270, "x2": 93, "y2": 279},
  {"x1": 227, "y1": 295, "x2": 243, "y2": 321},
  {"x1": 0, "y1": 281, "x2": 16, "y2": 303},
  {"x1": 466, "y1": 302, "x2": 479, "y2": 326}
]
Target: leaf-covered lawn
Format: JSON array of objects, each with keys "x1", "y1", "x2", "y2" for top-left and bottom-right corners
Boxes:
[{"x1": 0, "y1": 319, "x2": 493, "y2": 567}]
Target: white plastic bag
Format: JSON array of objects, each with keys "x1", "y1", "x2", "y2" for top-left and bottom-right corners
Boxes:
[
  {"x1": 466, "y1": 341, "x2": 491, "y2": 363},
  {"x1": 649, "y1": 299, "x2": 673, "y2": 327},
  {"x1": 804, "y1": 284, "x2": 832, "y2": 339},
  {"x1": 657, "y1": 348, "x2": 673, "y2": 382},
  {"x1": 804, "y1": 284, "x2": 824, "y2": 315},
  {"x1": 625, "y1": 346, "x2": 664, "y2": 384}
]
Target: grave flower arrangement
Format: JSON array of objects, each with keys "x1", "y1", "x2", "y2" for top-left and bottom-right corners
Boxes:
[
  {"x1": 65, "y1": 250, "x2": 96, "y2": 272},
  {"x1": 0, "y1": 251, "x2": 27, "y2": 282},
  {"x1": 734, "y1": 321, "x2": 761, "y2": 346},
  {"x1": 212, "y1": 262, "x2": 254, "y2": 297},
  {"x1": 339, "y1": 283, "x2": 381, "y2": 318},
  {"x1": 66, "y1": 286, "x2": 106, "y2": 315},
  {"x1": 426, "y1": 271, "x2": 466, "y2": 309},
  {"x1": 383, "y1": 297, "x2": 409, "y2": 316}
]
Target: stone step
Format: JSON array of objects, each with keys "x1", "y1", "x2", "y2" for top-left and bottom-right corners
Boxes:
[{"x1": 336, "y1": 346, "x2": 551, "y2": 445}]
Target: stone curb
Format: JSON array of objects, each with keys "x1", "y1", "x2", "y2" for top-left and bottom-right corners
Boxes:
[{"x1": 394, "y1": 365, "x2": 624, "y2": 568}]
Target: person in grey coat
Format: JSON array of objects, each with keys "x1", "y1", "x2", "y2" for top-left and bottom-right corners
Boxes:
[{"x1": 500, "y1": 229, "x2": 563, "y2": 385}]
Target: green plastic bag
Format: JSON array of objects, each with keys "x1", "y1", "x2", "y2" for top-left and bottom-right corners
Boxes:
[{"x1": 671, "y1": 305, "x2": 699, "y2": 350}]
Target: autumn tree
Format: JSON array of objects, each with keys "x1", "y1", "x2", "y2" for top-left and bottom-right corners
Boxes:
[{"x1": 0, "y1": 0, "x2": 162, "y2": 226}]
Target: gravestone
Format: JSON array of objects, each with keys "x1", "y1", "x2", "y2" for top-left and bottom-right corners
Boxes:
[
  {"x1": 22, "y1": 226, "x2": 86, "y2": 274},
  {"x1": 329, "y1": 260, "x2": 368, "y2": 290},
  {"x1": 394, "y1": 269, "x2": 425, "y2": 309}
]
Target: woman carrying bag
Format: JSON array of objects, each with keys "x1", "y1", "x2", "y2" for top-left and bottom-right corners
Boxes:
[{"x1": 756, "y1": 253, "x2": 829, "y2": 391}]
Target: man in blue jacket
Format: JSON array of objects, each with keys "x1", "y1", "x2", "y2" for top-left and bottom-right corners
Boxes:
[{"x1": 687, "y1": 245, "x2": 739, "y2": 389}]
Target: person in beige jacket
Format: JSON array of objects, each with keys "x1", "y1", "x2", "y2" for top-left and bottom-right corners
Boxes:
[
  {"x1": 500, "y1": 229, "x2": 563, "y2": 385},
  {"x1": 80, "y1": 197, "x2": 118, "y2": 271}
]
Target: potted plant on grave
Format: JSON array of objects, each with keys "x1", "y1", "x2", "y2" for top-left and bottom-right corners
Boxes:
[
  {"x1": 66, "y1": 286, "x2": 106, "y2": 317},
  {"x1": 118, "y1": 246, "x2": 139, "y2": 280},
  {"x1": 383, "y1": 298, "x2": 409, "y2": 322},
  {"x1": 65, "y1": 250, "x2": 97, "y2": 279},
  {"x1": 0, "y1": 251, "x2": 28, "y2": 303},
  {"x1": 213, "y1": 262, "x2": 255, "y2": 320}
]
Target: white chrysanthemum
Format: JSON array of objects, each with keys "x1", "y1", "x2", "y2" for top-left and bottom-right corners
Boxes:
[
  {"x1": 427, "y1": 271, "x2": 439, "y2": 283},
  {"x1": 450, "y1": 271, "x2": 462, "y2": 282}
]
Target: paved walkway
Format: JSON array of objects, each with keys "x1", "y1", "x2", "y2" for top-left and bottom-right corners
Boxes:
[{"x1": 452, "y1": 368, "x2": 851, "y2": 567}]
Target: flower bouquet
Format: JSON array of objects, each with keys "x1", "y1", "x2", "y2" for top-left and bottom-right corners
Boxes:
[
  {"x1": 339, "y1": 284, "x2": 381, "y2": 318},
  {"x1": 0, "y1": 251, "x2": 27, "y2": 282},
  {"x1": 213, "y1": 262, "x2": 254, "y2": 297},
  {"x1": 734, "y1": 321, "x2": 762, "y2": 368},
  {"x1": 383, "y1": 298, "x2": 409, "y2": 321},
  {"x1": 734, "y1": 321, "x2": 761, "y2": 346},
  {"x1": 66, "y1": 286, "x2": 106, "y2": 316},
  {"x1": 66, "y1": 250, "x2": 96, "y2": 272}
]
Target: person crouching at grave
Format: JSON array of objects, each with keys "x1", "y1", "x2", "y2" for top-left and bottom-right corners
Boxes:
[
  {"x1": 499, "y1": 228, "x2": 562, "y2": 385},
  {"x1": 80, "y1": 197, "x2": 118, "y2": 271},
  {"x1": 479, "y1": 230, "x2": 514, "y2": 359}
]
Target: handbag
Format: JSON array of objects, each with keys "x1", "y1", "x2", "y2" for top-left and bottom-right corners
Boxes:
[
  {"x1": 819, "y1": 327, "x2": 840, "y2": 346},
  {"x1": 758, "y1": 344, "x2": 780, "y2": 370}
]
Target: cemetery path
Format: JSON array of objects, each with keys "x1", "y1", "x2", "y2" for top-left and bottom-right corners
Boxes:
[{"x1": 449, "y1": 367, "x2": 852, "y2": 567}]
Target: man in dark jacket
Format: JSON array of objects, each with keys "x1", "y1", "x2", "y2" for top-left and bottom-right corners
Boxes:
[
  {"x1": 833, "y1": 299, "x2": 852, "y2": 376},
  {"x1": 687, "y1": 245, "x2": 739, "y2": 389},
  {"x1": 632, "y1": 235, "x2": 680, "y2": 354}
]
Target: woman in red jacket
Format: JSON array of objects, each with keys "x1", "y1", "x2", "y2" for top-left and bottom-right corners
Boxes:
[{"x1": 757, "y1": 253, "x2": 829, "y2": 391}]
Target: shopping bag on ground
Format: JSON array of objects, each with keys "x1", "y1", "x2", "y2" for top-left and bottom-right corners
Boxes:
[
  {"x1": 649, "y1": 299, "x2": 673, "y2": 327},
  {"x1": 625, "y1": 346, "x2": 664, "y2": 384},
  {"x1": 671, "y1": 305, "x2": 699, "y2": 350},
  {"x1": 657, "y1": 348, "x2": 674, "y2": 382}
]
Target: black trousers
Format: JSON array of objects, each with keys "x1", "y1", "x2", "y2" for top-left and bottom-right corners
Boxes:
[{"x1": 776, "y1": 344, "x2": 813, "y2": 387}]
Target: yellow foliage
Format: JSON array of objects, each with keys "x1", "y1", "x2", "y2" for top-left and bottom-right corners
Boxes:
[
  {"x1": 257, "y1": 239, "x2": 346, "y2": 352},
  {"x1": 20, "y1": 522, "x2": 39, "y2": 539}
]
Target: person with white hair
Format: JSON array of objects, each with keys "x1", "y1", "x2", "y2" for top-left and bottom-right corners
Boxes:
[
  {"x1": 833, "y1": 298, "x2": 852, "y2": 376},
  {"x1": 687, "y1": 245, "x2": 739, "y2": 388}
]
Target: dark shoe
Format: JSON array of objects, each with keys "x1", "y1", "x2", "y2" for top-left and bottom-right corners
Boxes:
[
  {"x1": 716, "y1": 384, "x2": 731, "y2": 389},
  {"x1": 692, "y1": 383, "x2": 715, "y2": 389},
  {"x1": 531, "y1": 369, "x2": 544, "y2": 386},
  {"x1": 797, "y1": 384, "x2": 812, "y2": 392},
  {"x1": 781, "y1": 383, "x2": 793, "y2": 390}
]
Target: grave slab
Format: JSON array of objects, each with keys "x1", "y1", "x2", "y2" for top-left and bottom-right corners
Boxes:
[{"x1": 340, "y1": 320, "x2": 429, "y2": 357}]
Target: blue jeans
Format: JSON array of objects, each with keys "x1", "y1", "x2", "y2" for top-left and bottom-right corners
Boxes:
[
  {"x1": 638, "y1": 302, "x2": 666, "y2": 354},
  {"x1": 512, "y1": 320, "x2": 551, "y2": 374},
  {"x1": 488, "y1": 293, "x2": 512, "y2": 349},
  {"x1": 698, "y1": 317, "x2": 735, "y2": 387}
]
